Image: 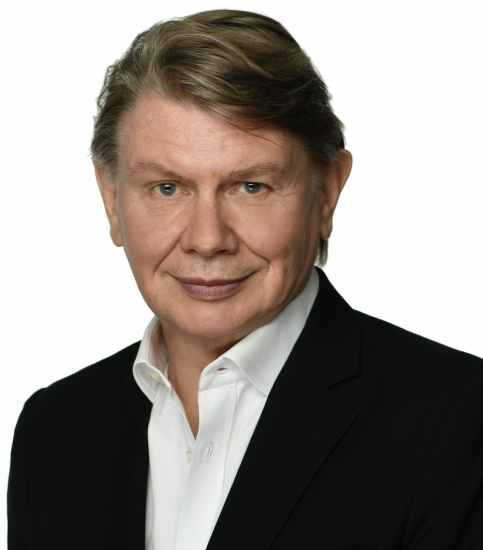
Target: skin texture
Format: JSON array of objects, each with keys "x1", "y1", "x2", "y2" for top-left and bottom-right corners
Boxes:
[{"x1": 95, "y1": 93, "x2": 352, "y2": 435}]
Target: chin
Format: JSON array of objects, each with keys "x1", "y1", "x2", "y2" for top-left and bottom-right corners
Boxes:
[
  {"x1": 188, "y1": 318, "x2": 243, "y2": 339},
  {"x1": 179, "y1": 310, "x2": 254, "y2": 342}
]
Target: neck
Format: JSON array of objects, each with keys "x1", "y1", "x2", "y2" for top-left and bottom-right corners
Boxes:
[
  {"x1": 159, "y1": 325, "x2": 244, "y2": 439},
  {"x1": 161, "y1": 325, "x2": 242, "y2": 375}
]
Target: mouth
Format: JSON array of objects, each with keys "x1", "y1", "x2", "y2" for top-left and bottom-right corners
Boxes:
[{"x1": 175, "y1": 273, "x2": 252, "y2": 301}]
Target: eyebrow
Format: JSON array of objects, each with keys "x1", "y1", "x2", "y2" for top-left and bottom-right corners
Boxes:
[{"x1": 127, "y1": 160, "x2": 286, "y2": 180}]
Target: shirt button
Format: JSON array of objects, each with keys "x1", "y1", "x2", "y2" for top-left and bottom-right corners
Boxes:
[
  {"x1": 149, "y1": 370, "x2": 160, "y2": 381},
  {"x1": 186, "y1": 448, "x2": 193, "y2": 464}
]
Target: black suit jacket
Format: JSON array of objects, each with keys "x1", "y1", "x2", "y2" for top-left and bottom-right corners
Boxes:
[{"x1": 8, "y1": 267, "x2": 483, "y2": 549}]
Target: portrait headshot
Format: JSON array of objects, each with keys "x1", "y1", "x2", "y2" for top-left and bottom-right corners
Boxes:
[{"x1": 3, "y1": 3, "x2": 483, "y2": 549}]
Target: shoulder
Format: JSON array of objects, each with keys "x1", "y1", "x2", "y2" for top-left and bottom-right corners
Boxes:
[
  {"x1": 17, "y1": 341, "x2": 141, "y2": 425},
  {"x1": 351, "y1": 308, "x2": 483, "y2": 419},
  {"x1": 353, "y1": 308, "x2": 483, "y2": 373}
]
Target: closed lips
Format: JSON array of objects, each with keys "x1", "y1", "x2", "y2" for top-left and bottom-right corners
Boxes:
[{"x1": 176, "y1": 275, "x2": 250, "y2": 286}]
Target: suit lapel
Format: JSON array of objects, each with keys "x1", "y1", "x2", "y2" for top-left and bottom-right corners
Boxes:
[{"x1": 207, "y1": 267, "x2": 364, "y2": 550}]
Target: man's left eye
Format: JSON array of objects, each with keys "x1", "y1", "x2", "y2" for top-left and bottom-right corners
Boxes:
[
  {"x1": 241, "y1": 181, "x2": 266, "y2": 194},
  {"x1": 157, "y1": 182, "x2": 177, "y2": 196}
]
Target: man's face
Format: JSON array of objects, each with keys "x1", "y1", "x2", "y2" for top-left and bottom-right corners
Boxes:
[{"x1": 95, "y1": 93, "x2": 351, "y2": 351}]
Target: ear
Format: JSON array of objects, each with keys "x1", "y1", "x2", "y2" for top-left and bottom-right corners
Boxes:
[
  {"x1": 93, "y1": 162, "x2": 124, "y2": 247},
  {"x1": 318, "y1": 150, "x2": 352, "y2": 240}
]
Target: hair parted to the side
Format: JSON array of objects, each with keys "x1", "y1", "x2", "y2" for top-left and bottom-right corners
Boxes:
[{"x1": 90, "y1": 9, "x2": 346, "y2": 266}]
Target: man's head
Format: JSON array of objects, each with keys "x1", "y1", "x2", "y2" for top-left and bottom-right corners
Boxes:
[{"x1": 92, "y1": 9, "x2": 352, "y2": 351}]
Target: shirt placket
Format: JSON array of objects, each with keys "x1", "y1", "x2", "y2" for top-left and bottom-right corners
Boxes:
[{"x1": 174, "y1": 368, "x2": 238, "y2": 550}]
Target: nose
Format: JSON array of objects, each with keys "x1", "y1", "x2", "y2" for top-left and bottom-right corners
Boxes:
[{"x1": 180, "y1": 194, "x2": 238, "y2": 257}]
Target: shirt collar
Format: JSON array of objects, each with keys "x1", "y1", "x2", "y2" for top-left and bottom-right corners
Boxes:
[
  {"x1": 132, "y1": 315, "x2": 171, "y2": 403},
  {"x1": 132, "y1": 267, "x2": 319, "y2": 403}
]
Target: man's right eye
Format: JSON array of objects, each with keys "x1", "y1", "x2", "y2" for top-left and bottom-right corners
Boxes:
[{"x1": 156, "y1": 183, "x2": 177, "y2": 196}]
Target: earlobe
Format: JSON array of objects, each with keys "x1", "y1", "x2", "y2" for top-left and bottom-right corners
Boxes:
[{"x1": 93, "y1": 162, "x2": 124, "y2": 247}]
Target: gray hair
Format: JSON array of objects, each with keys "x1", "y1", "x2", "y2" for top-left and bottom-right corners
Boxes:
[{"x1": 90, "y1": 9, "x2": 346, "y2": 266}]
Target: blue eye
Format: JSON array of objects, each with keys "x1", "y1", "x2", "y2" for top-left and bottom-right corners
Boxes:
[
  {"x1": 157, "y1": 183, "x2": 177, "y2": 196},
  {"x1": 242, "y1": 181, "x2": 264, "y2": 194}
]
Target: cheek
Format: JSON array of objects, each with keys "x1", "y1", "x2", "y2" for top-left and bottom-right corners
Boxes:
[
  {"x1": 118, "y1": 194, "x2": 182, "y2": 269},
  {"x1": 238, "y1": 201, "x2": 315, "y2": 260}
]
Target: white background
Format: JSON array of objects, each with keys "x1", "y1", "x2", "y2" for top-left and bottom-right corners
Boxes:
[{"x1": 1, "y1": 0, "x2": 482, "y2": 542}]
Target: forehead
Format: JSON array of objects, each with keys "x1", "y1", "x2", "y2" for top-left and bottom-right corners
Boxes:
[{"x1": 117, "y1": 93, "x2": 308, "y2": 176}]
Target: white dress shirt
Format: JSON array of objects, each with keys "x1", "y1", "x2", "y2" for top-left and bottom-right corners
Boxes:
[{"x1": 132, "y1": 267, "x2": 319, "y2": 550}]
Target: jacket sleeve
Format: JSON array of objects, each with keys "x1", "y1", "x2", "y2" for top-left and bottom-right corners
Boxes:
[
  {"x1": 7, "y1": 389, "x2": 45, "y2": 550},
  {"x1": 407, "y1": 364, "x2": 483, "y2": 549}
]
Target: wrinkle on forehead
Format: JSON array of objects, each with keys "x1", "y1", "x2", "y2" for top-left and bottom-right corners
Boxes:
[{"x1": 117, "y1": 92, "x2": 310, "y2": 183}]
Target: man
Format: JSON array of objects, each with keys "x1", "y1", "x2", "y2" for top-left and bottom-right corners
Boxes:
[{"x1": 7, "y1": 8, "x2": 483, "y2": 550}]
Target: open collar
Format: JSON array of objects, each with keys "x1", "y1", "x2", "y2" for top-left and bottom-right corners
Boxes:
[{"x1": 120, "y1": 266, "x2": 363, "y2": 549}]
